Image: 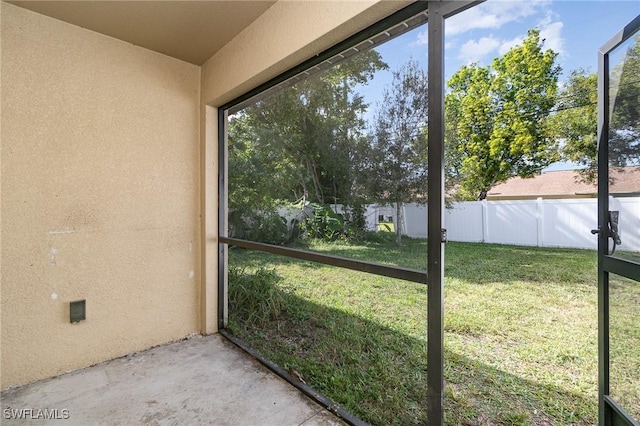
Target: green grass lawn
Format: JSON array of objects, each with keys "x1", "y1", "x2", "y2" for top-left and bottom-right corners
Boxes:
[{"x1": 227, "y1": 236, "x2": 640, "y2": 425}]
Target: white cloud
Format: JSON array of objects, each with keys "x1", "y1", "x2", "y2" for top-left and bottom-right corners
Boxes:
[
  {"x1": 459, "y1": 36, "x2": 502, "y2": 63},
  {"x1": 415, "y1": 0, "x2": 564, "y2": 65},
  {"x1": 446, "y1": 11, "x2": 501, "y2": 36},
  {"x1": 539, "y1": 17, "x2": 565, "y2": 55},
  {"x1": 499, "y1": 35, "x2": 525, "y2": 55},
  {"x1": 457, "y1": 19, "x2": 564, "y2": 64},
  {"x1": 446, "y1": 0, "x2": 551, "y2": 36},
  {"x1": 415, "y1": 30, "x2": 428, "y2": 46},
  {"x1": 496, "y1": 17, "x2": 564, "y2": 57}
]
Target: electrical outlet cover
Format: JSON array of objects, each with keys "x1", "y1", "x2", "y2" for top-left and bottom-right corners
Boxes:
[{"x1": 70, "y1": 300, "x2": 86, "y2": 323}]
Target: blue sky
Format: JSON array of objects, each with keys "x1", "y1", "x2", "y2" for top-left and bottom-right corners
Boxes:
[
  {"x1": 360, "y1": 0, "x2": 639, "y2": 104},
  {"x1": 357, "y1": 0, "x2": 639, "y2": 170},
  {"x1": 376, "y1": 0, "x2": 639, "y2": 80},
  {"x1": 445, "y1": 0, "x2": 638, "y2": 76}
]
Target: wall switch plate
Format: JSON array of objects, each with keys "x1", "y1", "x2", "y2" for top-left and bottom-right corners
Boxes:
[{"x1": 70, "y1": 300, "x2": 86, "y2": 323}]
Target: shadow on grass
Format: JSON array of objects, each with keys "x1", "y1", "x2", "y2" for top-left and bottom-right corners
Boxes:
[{"x1": 228, "y1": 288, "x2": 596, "y2": 426}]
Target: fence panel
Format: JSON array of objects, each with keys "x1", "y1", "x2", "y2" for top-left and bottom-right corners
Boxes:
[
  {"x1": 541, "y1": 199, "x2": 598, "y2": 249},
  {"x1": 403, "y1": 203, "x2": 427, "y2": 238},
  {"x1": 617, "y1": 197, "x2": 640, "y2": 253},
  {"x1": 445, "y1": 201, "x2": 484, "y2": 242},
  {"x1": 484, "y1": 200, "x2": 539, "y2": 246},
  {"x1": 329, "y1": 197, "x2": 639, "y2": 252}
]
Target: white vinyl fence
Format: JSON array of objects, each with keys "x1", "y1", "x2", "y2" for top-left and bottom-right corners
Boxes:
[{"x1": 364, "y1": 197, "x2": 640, "y2": 252}]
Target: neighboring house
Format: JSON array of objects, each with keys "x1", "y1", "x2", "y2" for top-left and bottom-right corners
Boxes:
[{"x1": 487, "y1": 166, "x2": 640, "y2": 200}]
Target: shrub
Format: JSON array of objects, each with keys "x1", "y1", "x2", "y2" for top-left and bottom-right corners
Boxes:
[
  {"x1": 300, "y1": 204, "x2": 346, "y2": 241},
  {"x1": 343, "y1": 203, "x2": 368, "y2": 241},
  {"x1": 246, "y1": 211, "x2": 289, "y2": 245},
  {"x1": 229, "y1": 209, "x2": 290, "y2": 245},
  {"x1": 299, "y1": 203, "x2": 370, "y2": 242},
  {"x1": 228, "y1": 266, "x2": 286, "y2": 329}
]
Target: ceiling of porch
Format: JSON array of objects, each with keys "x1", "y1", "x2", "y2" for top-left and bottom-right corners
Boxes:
[{"x1": 7, "y1": 1, "x2": 276, "y2": 65}]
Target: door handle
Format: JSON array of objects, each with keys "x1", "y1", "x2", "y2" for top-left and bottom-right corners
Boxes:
[
  {"x1": 590, "y1": 211, "x2": 621, "y2": 255},
  {"x1": 609, "y1": 211, "x2": 622, "y2": 246}
]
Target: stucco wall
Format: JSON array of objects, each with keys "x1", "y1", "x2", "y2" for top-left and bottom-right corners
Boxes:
[
  {"x1": 1, "y1": 3, "x2": 201, "y2": 389},
  {"x1": 1, "y1": 0, "x2": 410, "y2": 389}
]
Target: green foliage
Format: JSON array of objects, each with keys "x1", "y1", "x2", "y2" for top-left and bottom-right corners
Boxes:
[
  {"x1": 247, "y1": 211, "x2": 290, "y2": 246},
  {"x1": 301, "y1": 204, "x2": 346, "y2": 241},
  {"x1": 609, "y1": 34, "x2": 640, "y2": 168},
  {"x1": 550, "y1": 69, "x2": 598, "y2": 182},
  {"x1": 299, "y1": 203, "x2": 368, "y2": 242},
  {"x1": 446, "y1": 29, "x2": 561, "y2": 200},
  {"x1": 550, "y1": 34, "x2": 640, "y2": 183},
  {"x1": 367, "y1": 60, "x2": 429, "y2": 244},
  {"x1": 346, "y1": 203, "x2": 368, "y2": 241},
  {"x1": 229, "y1": 209, "x2": 290, "y2": 246},
  {"x1": 228, "y1": 114, "x2": 299, "y2": 215},
  {"x1": 228, "y1": 266, "x2": 286, "y2": 329},
  {"x1": 227, "y1": 111, "x2": 298, "y2": 245},
  {"x1": 228, "y1": 50, "x2": 387, "y2": 216}
]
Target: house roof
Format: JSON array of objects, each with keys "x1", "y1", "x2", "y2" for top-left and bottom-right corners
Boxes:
[{"x1": 487, "y1": 166, "x2": 640, "y2": 199}]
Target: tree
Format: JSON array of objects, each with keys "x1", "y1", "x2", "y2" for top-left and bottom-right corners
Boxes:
[
  {"x1": 446, "y1": 29, "x2": 561, "y2": 200},
  {"x1": 227, "y1": 111, "x2": 300, "y2": 242},
  {"x1": 228, "y1": 50, "x2": 387, "y2": 212},
  {"x1": 228, "y1": 111, "x2": 296, "y2": 203},
  {"x1": 367, "y1": 60, "x2": 429, "y2": 246},
  {"x1": 550, "y1": 69, "x2": 598, "y2": 183},
  {"x1": 551, "y1": 34, "x2": 640, "y2": 183},
  {"x1": 608, "y1": 34, "x2": 640, "y2": 169}
]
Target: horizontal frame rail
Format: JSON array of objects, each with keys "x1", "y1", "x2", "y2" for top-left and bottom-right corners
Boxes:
[
  {"x1": 220, "y1": 237, "x2": 428, "y2": 285},
  {"x1": 603, "y1": 256, "x2": 640, "y2": 282},
  {"x1": 604, "y1": 396, "x2": 640, "y2": 426}
]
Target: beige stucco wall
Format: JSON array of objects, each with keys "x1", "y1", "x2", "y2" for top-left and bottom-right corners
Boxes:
[
  {"x1": 1, "y1": 3, "x2": 201, "y2": 389},
  {"x1": 1, "y1": 0, "x2": 411, "y2": 390}
]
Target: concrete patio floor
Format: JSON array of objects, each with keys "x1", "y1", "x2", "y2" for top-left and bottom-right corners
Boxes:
[{"x1": 0, "y1": 334, "x2": 345, "y2": 425}]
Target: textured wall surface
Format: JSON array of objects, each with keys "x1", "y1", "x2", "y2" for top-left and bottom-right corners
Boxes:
[
  {"x1": 1, "y1": 0, "x2": 406, "y2": 389},
  {"x1": 1, "y1": 3, "x2": 201, "y2": 389}
]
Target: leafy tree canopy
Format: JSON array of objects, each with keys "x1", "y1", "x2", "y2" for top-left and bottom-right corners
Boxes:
[
  {"x1": 609, "y1": 33, "x2": 640, "y2": 169},
  {"x1": 550, "y1": 34, "x2": 640, "y2": 184},
  {"x1": 549, "y1": 69, "x2": 598, "y2": 182},
  {"x1": 228, "y1": 50, "x2": 387, "y2": 219},
  {"x1": 446, "y1": 29, "x2": 561, "y2": 200}
]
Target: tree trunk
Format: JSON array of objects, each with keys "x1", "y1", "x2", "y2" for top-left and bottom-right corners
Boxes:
[
  {"x1": 395, "y1": 202, "x2": 403, "y2": 246},
  {"x1": 305, "y1": 158, "x2": 324, "y2": 204}
]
